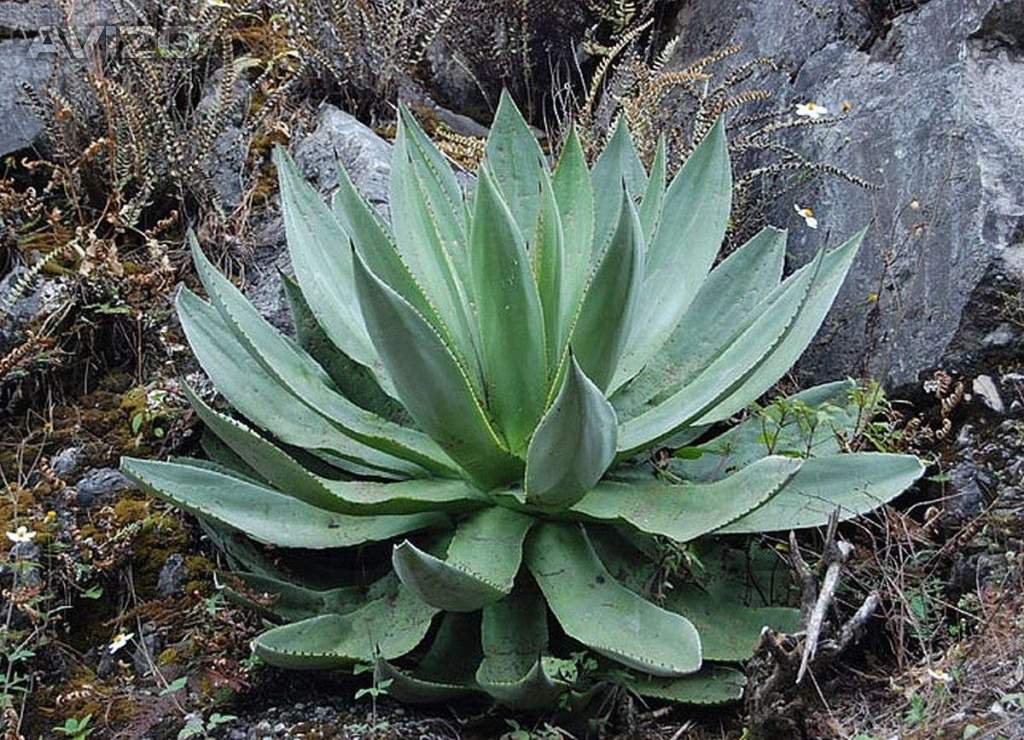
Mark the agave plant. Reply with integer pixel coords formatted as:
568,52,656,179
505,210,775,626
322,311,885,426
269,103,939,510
122,92,923,709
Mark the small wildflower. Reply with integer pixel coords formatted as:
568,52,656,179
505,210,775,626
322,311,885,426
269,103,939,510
796,101,829,119
794,204,819,229
867,292,879,304
6,526,36,544
45,510,57,523
109,632,134,654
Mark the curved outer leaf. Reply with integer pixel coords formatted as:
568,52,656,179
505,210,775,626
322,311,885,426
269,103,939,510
484,90,548,237
176,289,420,478
525,356,617,510
190,236,459,479
470,166,548,454
571,190,645,392
392,507,534,611
638,135,666,247
572,456,802,542
717,453,925,534
353,250,524,490
331,159,463,373
591,116,647,253
617,248,824,456
281,271,405,421
552,127,595,329
612,227,787,417
121,458,448,549
622,666,746,706
477,580,564,709
254,583,438,669
391,112,481,391
273,148,388,390
219,571,366,623
533,167,565,369
187,387,489,515
664,585,799,662
613,119,732,390
374,612,482,703
525,523,701,677
694,229,866,425
675,380,865,482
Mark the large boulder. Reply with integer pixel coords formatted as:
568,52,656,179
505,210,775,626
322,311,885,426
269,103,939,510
670,0,1024,390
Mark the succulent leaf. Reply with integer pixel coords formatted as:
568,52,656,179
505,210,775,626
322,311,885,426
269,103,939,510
617,248,824,455
525,355,617,510
572,456,802,541
484,90,549,237
533,167,566,369
176,289,420,477
477,581,565,709
282,271,406,421
188,387,488,515
470,166,549,454
253,581,438,669
551,126,595,329
393,507,534,611
352,250,523,489
390,114,481,389
695,228,866,424
716,453,926,533
612,226,787,417
274,148,388,389
622,666,747,705
121,458,448,549
591,116,648,251
570,190,645,392
675,380,868,482
614,118,732,389
374,612,482,702
638,134,667,247
526,523,702,677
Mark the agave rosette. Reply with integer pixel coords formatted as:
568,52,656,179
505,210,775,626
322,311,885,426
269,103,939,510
122,92,923,708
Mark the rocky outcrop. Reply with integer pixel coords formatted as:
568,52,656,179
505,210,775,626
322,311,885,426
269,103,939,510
670,0,1024,391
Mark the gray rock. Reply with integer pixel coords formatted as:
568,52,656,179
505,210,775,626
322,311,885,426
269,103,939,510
972,374,1005,413
0,264,72,354
51,446,86,478
945,458,996,524
156,553,187,597
668,0,1024,390
75,467,135,507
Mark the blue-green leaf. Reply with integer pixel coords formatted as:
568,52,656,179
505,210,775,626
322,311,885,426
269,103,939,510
392,507,534,611
470,166,548,454
526,356,617,510
613,119,732,388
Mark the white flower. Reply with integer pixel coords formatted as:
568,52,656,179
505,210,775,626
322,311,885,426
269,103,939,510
796,101,829,119
794,204,819,229
6,526,36,544
109,632,134,654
